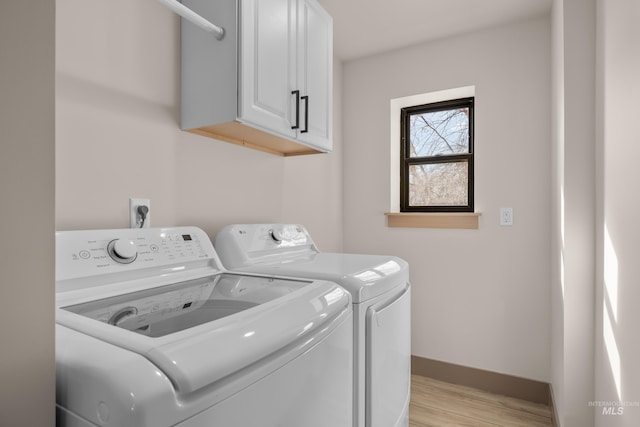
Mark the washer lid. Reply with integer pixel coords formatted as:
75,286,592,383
56,273,350,394
234,253,410,303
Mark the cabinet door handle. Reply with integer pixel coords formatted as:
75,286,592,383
291,90,300,129
301,95,309,133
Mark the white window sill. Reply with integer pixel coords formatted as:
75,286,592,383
384,212,481,229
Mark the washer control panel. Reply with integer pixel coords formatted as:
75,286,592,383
56,226,218,283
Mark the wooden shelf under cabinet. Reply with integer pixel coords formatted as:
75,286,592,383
188,122,323,157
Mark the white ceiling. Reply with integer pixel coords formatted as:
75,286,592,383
317,0,552,61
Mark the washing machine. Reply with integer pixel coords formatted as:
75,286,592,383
55,226,353,427
214,224,411,427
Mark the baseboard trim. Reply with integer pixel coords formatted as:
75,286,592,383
549,383,560,426
411,355,551,405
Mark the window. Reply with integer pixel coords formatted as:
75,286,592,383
400,97,474,212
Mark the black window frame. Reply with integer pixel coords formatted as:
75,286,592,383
400,97,474,213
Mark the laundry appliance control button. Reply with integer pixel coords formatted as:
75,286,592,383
270,228,284,242
78,250,91,259
107,239,138,264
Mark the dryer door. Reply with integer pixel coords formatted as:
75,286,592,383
365,284,411,427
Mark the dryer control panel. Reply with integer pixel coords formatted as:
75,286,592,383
214,224,318,269
56,226,219,284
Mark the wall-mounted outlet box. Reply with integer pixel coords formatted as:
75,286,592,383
500,207,513,226
130,198,150,228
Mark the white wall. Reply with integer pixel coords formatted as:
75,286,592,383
343,17,551,381
0,2,55,425
55,0,343,251
594,0,640,425
550,0,566,416
551,1,640,425
550,0,596,425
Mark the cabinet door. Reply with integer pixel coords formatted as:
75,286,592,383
239,0,297,139
296,0,333,151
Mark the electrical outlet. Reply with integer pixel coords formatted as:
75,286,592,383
130,198,151,228
499,207,513,226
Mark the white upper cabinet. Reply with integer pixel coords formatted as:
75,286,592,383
181,0,332,156
295,0,333,150
238,0,296,141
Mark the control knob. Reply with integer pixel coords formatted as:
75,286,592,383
270,227,285,242
107,239,138,264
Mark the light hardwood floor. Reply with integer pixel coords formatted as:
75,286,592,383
409,375,554,427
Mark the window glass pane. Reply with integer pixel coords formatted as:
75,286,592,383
409,107,469,157
409,162,468,206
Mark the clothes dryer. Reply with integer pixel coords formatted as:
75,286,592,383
56,226,353,427
215,224,411,427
